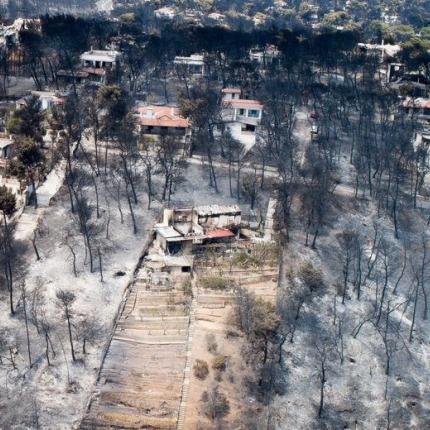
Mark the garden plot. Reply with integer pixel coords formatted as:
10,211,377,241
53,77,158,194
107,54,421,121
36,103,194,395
81,251,192,430
181,242,279,429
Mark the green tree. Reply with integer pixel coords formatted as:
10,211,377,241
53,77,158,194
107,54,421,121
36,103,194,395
7,96,45,142
401,37,430,79
0,186,16,221
15,137,45,209
0,185,16,314
96,85,129,174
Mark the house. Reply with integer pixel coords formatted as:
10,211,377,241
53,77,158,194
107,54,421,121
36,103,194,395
249,45,280,66
221,88,264,152
77,49,121,84
173,54,205,77
155,205,241,255
0,136,16,159
80,49,121,70
155,7,177,19
135,105,191,145
30,91,65,111
0,136,16,172
16,91,64,111
221,88,241,101
413,128,430,168
357,43,401,63
145,254,194,276
207,12,226,23
401,98,430,123
387,63,406,83
56,69,93,86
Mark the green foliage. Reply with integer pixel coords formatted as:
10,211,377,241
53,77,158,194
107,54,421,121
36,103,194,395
392,24,415,43
17,137,44,168
368,20,390,40
211,355,227,371
400,37,430,71
7,96,44,142
0,186,16,216
298,262,324,292
234,287,280,340
421,26,430,39
8,159,26,179
323,11,348,27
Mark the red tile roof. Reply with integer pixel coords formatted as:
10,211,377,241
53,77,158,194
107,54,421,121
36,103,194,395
224,99,264,110
136,106,190,128
206,229,235,238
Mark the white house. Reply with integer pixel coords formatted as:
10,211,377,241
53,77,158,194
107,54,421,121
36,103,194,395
154,205,240,255
357,43,401,63
31,91,65,111
221,88,264,152
80,49,121,70
249,45,280,65
0,137,16,160
173,54,205,76
155,7,177,19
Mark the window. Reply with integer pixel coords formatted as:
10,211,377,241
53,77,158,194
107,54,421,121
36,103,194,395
248,109,260,118
239,108,245,116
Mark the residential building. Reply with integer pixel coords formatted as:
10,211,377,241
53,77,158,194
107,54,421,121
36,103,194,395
249,45,280,66
155,205,241,255
154,7,177,19
357,43,401,63
135,105,191,146
173,54,205,76
30,91,65,111
76,49,122,84
80,49,121,70
0,136,16,173
221,88,264,152
401,98,430,123
207,12,226,23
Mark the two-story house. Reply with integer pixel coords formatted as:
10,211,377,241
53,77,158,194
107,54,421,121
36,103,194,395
221,88,264,152
136,105,191,148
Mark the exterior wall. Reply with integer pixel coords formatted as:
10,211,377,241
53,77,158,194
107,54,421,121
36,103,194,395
222,92,240,101
155,234,167,252
0,143,15,159
82,59,115,69
234,107,262,121
198,212,241,229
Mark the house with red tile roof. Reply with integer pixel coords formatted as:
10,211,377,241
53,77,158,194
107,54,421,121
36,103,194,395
135,105,192,145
